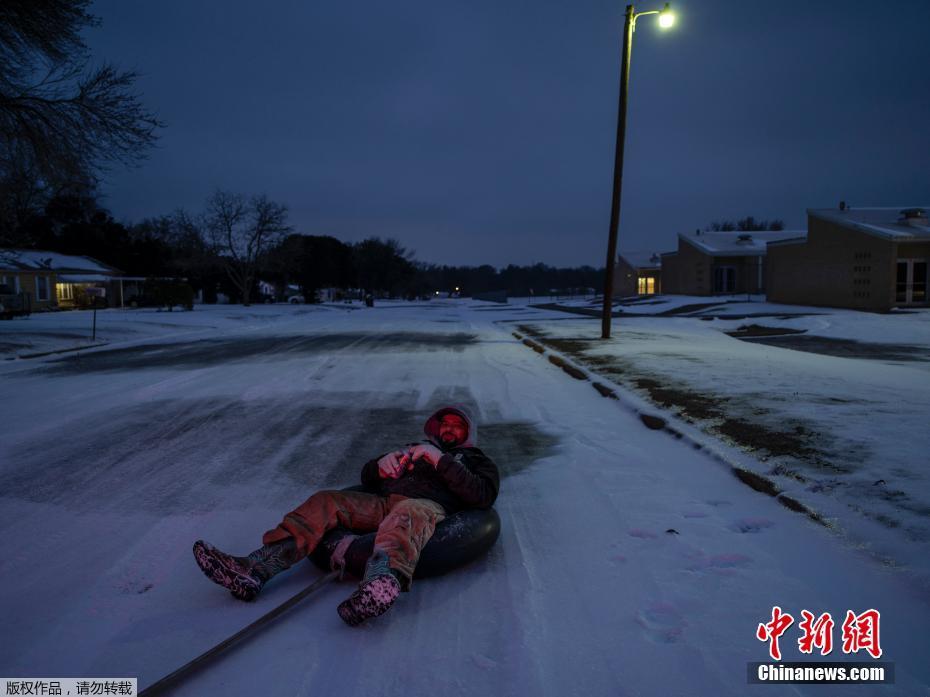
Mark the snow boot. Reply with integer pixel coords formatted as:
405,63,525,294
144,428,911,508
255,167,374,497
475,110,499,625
193,538,299,602
337,548,402,626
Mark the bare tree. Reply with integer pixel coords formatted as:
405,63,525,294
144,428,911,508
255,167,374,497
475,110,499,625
0,0,163,240
204,191,291,305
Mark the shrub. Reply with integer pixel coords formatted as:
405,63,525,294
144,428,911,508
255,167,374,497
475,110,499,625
146,280,195,311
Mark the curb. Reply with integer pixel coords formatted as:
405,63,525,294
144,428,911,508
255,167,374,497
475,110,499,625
7,342,109,360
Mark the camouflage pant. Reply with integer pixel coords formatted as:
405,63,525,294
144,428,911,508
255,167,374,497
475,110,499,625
262,490,445,590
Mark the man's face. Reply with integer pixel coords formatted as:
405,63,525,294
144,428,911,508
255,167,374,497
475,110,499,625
438,414,468,447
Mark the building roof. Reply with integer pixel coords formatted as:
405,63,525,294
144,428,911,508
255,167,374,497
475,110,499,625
618,252,662,269
0,249,121,274
766,236,808,247
808,207,930,241
678,230,807,257
57,274,115,283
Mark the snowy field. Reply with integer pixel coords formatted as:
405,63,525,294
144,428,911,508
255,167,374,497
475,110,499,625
1,300,928,696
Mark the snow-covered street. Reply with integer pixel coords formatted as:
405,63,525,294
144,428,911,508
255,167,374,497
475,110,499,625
1,301,927,696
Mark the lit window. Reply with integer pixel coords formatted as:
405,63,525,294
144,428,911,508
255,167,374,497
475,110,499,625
637,277,656,295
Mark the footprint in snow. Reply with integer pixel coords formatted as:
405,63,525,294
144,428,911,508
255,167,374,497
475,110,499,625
471,653,498,669
636,603,686,644
729,518,775,534
607,542,627,563
628,528,658,539
706,500,732,507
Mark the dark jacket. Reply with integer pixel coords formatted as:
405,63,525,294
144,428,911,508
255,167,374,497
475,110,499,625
359,406,500,514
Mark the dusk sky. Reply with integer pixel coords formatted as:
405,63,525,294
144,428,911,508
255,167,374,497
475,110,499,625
86,1,930,268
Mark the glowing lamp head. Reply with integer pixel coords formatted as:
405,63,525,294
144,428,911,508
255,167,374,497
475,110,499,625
658,4,675,28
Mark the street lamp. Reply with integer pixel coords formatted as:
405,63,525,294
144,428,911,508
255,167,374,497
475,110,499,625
601,3,676,339
658,4,676,28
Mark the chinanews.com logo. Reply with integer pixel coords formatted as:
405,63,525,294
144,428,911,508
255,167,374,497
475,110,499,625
747,606,894,685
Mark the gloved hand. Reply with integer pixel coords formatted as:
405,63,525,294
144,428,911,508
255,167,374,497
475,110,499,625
406,443,443,468
377,451,408,479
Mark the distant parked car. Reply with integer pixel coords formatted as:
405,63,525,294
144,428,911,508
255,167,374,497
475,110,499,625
288,294,305,304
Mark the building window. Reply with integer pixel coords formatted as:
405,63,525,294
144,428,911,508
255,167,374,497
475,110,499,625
35,275,49,301
637,276,655,295
896,262,907,302
897,260,928,304
714,266,736,293
57,283,74,302
914,262,927,303
3,275,21,293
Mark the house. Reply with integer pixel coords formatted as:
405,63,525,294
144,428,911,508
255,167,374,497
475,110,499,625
0,249,136,308
613,252,662,297
767,206,930,311
0,250,63,311
660,229,805,296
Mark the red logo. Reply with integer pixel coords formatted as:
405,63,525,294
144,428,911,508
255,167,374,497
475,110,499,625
798,611,835,655
756,606,794,660
841,609,882,659
757,607,881,660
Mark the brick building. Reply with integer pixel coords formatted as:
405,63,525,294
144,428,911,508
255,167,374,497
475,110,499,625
767,207,929,311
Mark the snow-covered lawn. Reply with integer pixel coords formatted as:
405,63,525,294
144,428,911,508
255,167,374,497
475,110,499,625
0,303,347,359
0,301,927,696
516,304,930,590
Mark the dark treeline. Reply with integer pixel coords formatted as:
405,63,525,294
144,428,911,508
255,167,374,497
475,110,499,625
416,262,603,298
269,232,603,300
5,188,604,303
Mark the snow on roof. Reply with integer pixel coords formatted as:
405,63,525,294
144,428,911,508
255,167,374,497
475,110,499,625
678,230,807,257
57,274,114,283
618,251,662,269
0,249,120,274
809,207,930,240
766,236,808,247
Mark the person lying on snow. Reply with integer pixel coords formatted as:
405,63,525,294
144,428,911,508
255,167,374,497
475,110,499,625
193,406,500,626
